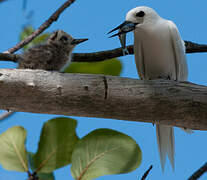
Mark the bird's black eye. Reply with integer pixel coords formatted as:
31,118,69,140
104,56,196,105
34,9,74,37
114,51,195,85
60,36,68,42
136,11,145,17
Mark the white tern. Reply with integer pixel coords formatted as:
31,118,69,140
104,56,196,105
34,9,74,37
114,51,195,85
108,6,189,171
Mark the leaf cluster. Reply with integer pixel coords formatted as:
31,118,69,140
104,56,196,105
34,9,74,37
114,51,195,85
0,117,142,180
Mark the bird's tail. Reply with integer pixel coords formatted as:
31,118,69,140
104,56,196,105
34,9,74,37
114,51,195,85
156,125,175,171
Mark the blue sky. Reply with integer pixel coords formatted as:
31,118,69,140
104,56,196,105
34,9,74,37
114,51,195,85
0,0,207,179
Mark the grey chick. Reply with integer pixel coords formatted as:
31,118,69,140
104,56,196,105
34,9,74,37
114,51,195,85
18,30,88,71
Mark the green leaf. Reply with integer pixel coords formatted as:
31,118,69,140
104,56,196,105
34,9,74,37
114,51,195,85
19,26,50,51
38,173,55,180
33,33,50,46
34,117,79,173
65,58,122,76
71,128,142,180
28,152,55,180
20,26,34,41
0,126,28,172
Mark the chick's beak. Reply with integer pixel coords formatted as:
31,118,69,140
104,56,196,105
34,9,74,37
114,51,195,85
71,38,88,45
108,21,138,38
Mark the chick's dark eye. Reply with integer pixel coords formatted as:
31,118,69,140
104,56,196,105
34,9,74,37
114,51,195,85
60,36,68,42
136,11,145,17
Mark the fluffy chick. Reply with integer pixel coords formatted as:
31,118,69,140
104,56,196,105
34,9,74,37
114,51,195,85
18,30,88,71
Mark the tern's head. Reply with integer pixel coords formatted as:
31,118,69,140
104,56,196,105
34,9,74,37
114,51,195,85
47,30,88,53
126,6,160,25
108,6,160,37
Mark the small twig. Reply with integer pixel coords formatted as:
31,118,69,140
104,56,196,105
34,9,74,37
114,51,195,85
27,171,38,180
0,111,14,121
7,0,76,54
0,53,20,62
141,165,153,180
188,162,207,180
72,45,134,62
0,41,207,63
72,40,207,62
185,41,207,53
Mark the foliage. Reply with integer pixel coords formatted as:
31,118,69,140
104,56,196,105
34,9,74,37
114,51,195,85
20,26,50,51
0,126,28,172
0,118,142,180
28,152,55,180
71,129,142,180
34,117,79,173
65,58,122,76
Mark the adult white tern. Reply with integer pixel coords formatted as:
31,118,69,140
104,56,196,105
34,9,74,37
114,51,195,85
108,6,189,171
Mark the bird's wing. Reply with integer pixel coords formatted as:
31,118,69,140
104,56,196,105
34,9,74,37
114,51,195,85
28,45,53,64
134,43,145,80
20,45,53,69
167,21,188,81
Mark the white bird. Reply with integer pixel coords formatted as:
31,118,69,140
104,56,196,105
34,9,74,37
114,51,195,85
108,6,189,171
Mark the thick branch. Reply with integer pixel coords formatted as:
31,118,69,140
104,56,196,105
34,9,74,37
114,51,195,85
0,69,207,130
1,41,207,63
6,0,75,53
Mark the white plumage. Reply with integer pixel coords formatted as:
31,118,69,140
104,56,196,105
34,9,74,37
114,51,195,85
109,6,189,170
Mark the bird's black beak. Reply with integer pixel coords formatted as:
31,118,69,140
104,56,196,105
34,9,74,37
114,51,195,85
71,38,88,45
108,21,138,38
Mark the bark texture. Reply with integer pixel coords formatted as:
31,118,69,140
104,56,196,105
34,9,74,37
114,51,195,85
0,69,206,130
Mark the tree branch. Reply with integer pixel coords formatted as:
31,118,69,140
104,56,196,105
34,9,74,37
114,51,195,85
185,41,207,53
0,111,14,121
141,165,153,180
72,41,207,62
1,40,207,63
72,45,134,62
0,69,207,130
188,162,207,180
0,53,19,62
5,0,76,54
